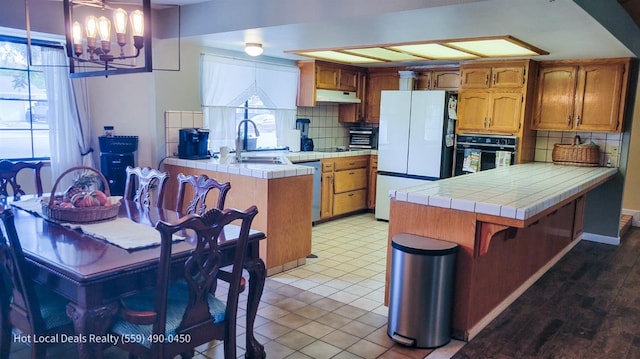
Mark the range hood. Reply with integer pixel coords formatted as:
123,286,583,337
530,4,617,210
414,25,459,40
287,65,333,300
315,89,361,104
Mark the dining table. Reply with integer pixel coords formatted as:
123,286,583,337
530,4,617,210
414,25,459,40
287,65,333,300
2,197,267,359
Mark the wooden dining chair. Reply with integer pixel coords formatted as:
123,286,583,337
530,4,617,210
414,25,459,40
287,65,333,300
0,207,74,359
124,166,169,208
0,160,43,201
175,173,231,215
109,205,259,359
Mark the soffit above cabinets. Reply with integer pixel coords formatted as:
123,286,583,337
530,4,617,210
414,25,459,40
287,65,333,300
286,35,548,65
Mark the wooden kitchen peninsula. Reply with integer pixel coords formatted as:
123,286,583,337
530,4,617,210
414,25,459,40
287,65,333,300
384,163,617,341
162,156,314,276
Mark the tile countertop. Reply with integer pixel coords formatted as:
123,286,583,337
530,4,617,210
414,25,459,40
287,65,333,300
162,149,377,179
391,162,617,221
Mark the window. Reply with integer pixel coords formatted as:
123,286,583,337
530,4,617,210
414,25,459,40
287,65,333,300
234,95,277,149
200,54,299,153
0,36,60,160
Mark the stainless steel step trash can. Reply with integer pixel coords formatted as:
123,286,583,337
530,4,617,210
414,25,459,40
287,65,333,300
388,233,458,348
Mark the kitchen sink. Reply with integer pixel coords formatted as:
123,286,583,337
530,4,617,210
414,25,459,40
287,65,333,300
233,155,290,164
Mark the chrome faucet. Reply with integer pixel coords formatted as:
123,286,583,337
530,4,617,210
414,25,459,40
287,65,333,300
235,119,260,163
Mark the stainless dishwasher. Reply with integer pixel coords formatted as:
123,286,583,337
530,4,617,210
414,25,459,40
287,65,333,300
296,160,321,222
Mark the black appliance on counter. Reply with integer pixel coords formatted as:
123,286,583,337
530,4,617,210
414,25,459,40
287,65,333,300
178,128,210,159
454,134,518,176
296,118,314,151
349,128,377,149
99,135,138,196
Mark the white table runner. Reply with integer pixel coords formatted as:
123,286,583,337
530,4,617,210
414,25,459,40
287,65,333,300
11,198,184,251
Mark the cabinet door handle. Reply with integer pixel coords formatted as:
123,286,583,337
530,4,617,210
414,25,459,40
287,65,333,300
488,117,492,127
492,73,496,85
349,171,355,175
485,74,489,86
567,116,572,126
576,115,581,126
348,193,354,197
483,117,487,127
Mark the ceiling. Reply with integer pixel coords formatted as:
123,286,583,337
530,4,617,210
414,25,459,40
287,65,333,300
159,0,638,67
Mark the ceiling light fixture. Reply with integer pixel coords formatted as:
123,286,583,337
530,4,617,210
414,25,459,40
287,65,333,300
245,43,264,57
287,35,548,65
63,0,152,78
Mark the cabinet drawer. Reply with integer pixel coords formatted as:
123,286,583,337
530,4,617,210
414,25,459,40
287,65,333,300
334,168,367,193
322,162,334,172
333,189,367,216
334,157,368,171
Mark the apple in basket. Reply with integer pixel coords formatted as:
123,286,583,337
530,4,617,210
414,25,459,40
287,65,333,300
70,191,108,208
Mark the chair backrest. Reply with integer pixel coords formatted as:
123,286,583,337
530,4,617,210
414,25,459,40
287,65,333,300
124,166,169,208
0,160,43,201
0,207,47,334
153,205,258,345
175,173,231,215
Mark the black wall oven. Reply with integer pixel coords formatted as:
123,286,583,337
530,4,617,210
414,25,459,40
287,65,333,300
454,134,518,176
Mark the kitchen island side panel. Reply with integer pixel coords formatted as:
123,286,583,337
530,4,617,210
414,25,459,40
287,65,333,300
162,164,313,272
385,198,581,341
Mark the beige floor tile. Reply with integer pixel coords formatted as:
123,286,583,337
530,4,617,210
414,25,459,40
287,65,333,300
296,321,336,339
315,312,353,329
346,338,388,358
321,329,361,349
273,312,313,329
263,340,296,358
349,296,383,311
274,330,317,350
299,340,343,359
254,321,293,340
327,290,360,304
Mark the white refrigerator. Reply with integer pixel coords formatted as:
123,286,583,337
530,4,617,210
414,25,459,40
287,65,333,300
375,90,455,220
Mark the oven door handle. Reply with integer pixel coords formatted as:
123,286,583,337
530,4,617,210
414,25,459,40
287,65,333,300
455,149,516,154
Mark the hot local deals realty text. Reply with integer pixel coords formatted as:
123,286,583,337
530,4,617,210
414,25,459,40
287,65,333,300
13,333,121,345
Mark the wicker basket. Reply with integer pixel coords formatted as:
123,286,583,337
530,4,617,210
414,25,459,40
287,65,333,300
41,166,121,223
552,135,600,167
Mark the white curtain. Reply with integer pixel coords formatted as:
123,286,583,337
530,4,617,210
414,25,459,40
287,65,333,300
41,47,95,186
200,54,299,150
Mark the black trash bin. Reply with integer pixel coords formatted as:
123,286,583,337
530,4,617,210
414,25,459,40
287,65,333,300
387,233,458,348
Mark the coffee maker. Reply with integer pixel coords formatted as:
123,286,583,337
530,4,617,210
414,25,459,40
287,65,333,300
178,128,210,159
296,118,314,151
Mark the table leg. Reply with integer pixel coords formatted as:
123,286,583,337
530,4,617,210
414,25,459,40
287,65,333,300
0,277,10,359
66,302,118,359
244,257,266,359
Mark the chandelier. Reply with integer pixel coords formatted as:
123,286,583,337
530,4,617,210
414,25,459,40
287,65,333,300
63,0,152,77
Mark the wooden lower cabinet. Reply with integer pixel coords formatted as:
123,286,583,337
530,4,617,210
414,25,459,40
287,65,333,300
333,189,367,216
367,155,377,209
385,195,585,341
320,156,369,220
320,171,334,219
162,164,313,273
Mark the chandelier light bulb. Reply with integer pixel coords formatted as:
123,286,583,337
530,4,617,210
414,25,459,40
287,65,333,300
72,21,82,45
113,8,128,35
97,16,111,42
245,43,263,57
130,10,144,37
85,16,98,39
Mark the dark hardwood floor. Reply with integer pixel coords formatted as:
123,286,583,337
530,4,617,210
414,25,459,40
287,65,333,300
453,226,640,359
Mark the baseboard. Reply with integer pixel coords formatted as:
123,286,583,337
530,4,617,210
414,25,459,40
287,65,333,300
581,232,620,245
465,238,582,341
622,209,640,227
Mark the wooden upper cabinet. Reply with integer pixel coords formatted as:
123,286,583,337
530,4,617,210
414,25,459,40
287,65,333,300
460,67,491,89
415,69,460,90
365,70,399,123
297,60,365,107
575,62,627,132
316,65,340,90
491,66,526,88
338,67,359,92
457,91,490,132
532,66,578,131
457,91,522,133
488,92,523,132
316,62,359,91
532,59,630,132
432,71,460,90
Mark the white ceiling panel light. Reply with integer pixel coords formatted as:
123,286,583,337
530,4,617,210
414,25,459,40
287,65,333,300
245,43,264,56
288,35,548,65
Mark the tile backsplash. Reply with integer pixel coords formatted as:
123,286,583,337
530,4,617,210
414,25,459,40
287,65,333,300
296,104,352,150
534,131,622,167
164,110,204,157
